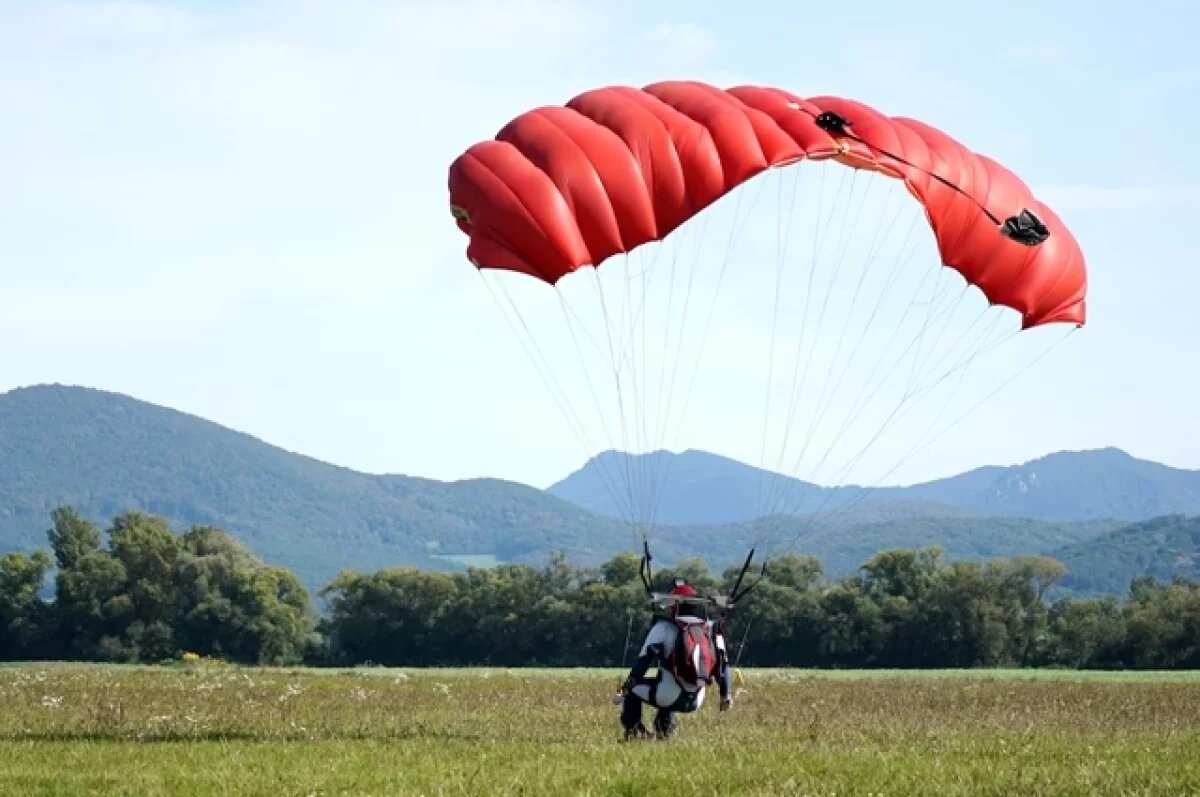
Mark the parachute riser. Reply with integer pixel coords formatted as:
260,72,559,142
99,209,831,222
637,543,767,619
727,547,756,605
731,561,768,606
721,550,766,674
724,548,768,610
638,540,654,600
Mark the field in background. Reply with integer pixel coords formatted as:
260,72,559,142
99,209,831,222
2,664,1198,796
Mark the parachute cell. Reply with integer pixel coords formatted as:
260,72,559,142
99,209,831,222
447,80,1085,329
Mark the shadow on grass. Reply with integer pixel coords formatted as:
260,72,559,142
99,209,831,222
1,727,486,743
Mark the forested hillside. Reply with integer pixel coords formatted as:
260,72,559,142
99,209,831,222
0,384,1189,596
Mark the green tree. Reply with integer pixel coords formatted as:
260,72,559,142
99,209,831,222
106,511,181,660
0,550,52,659
55,549,132,660
176,526,314,665
913,561,1009,667
322,567,460,666
1121,577,1200,669
992,555,1066,664
653,557,719,596
237,565,312,664
819,580,884,667
1042,596,1125,668
600,551,642,588
855,548,944,667
47,506,101,570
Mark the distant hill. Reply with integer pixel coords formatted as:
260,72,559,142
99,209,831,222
1049,514,1200,596
548,449,891,525
0,384,629,591
550,448,1200,525
0,383,1189,597
888,449,1200,521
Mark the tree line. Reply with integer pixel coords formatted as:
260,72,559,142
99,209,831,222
1,506,1196,669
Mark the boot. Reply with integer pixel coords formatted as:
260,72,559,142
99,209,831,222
653,710,677,740
623,722,651,741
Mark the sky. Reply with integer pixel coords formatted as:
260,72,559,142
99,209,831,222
1,0,1198,491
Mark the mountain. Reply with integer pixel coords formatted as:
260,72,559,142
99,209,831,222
887,448,1200,521
549,448,1200,525
1049,514,1200,596
549,449,833,526
0,383,1188,597
0,384,629,591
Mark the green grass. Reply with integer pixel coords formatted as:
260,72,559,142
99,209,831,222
1,663,1198,795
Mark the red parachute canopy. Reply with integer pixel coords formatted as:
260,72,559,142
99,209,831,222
448,81,1086,329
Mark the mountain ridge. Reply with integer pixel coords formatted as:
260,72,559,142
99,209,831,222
550,446,1200,525
0,383,1194,596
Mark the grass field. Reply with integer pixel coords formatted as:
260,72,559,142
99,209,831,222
2,663,1199,796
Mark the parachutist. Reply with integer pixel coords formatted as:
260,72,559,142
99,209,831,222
618,581,732,741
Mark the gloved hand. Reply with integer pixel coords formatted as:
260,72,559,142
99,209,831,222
612,677,634,704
